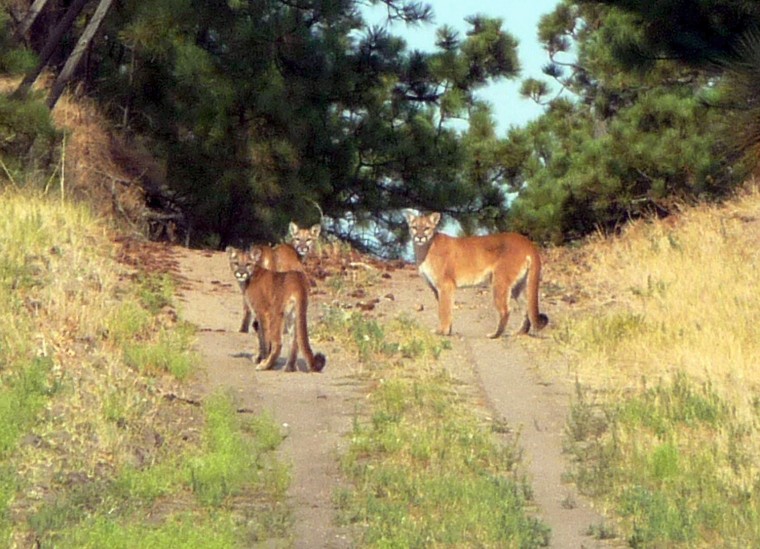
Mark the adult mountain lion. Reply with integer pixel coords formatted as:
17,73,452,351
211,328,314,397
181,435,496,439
244,247,326,372
404,211,548,338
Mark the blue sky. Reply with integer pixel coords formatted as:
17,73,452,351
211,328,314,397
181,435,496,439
364,0,561,135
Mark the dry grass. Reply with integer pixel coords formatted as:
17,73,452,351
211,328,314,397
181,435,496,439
51,91,151,233
0,189,203,545
544,182,760,545
0,75,156,236
557,184,760,405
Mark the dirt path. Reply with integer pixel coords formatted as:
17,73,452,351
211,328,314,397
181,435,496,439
174,247,613,548
175,248,359,548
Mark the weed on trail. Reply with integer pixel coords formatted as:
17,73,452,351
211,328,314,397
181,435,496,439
316,307,450,366
323,306,550,547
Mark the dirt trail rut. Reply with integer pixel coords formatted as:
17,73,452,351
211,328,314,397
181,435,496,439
174,246,613,548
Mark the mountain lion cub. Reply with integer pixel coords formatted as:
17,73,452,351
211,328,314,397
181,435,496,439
244,247,326,372
226,234,308,333
251,240,304,273
404,211,548,338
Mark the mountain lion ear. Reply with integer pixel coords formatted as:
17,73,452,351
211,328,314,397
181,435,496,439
249,247,262,263
429,212,441,225
403,209,417,224
309,224,321,237
289,222,298,236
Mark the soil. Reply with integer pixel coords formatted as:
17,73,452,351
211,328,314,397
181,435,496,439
172,245,617,548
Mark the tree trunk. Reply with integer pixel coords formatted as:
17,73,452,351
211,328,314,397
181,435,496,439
12,0,91,99
13,0,53,43
47,0,115,109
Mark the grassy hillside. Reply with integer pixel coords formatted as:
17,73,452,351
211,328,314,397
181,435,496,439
546,185,760,546
0,190,289,546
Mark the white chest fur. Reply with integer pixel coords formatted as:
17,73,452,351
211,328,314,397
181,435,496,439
418,257,438,288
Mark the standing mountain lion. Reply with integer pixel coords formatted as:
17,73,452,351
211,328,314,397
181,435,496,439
227,244,301,333
404,211,548,338
244,247,326,372
226,236,308,333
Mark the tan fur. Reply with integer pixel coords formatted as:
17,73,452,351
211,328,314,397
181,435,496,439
251,242,305,272
227,242,306,333
226,246,255,333
404,211,548,338
244,248,325,372
289,222,321,258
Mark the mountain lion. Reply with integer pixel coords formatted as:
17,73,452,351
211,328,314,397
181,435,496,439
404,211,548,338
251,241,304,272
244,247,326,372
226,238,307,333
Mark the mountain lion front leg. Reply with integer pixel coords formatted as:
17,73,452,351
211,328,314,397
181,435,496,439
436,280,455,336
240,308,253,334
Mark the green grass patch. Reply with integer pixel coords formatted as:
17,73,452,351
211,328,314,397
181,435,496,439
329,310,549,547
316,308,450,364
0,356,57,539
107,300,154,343
567,376,760,547
340,374,549,547
187,393,289,507
48,513,241,549
0,356,56,456
123,324,198,379
135,273,176,314
107,275,200,380
31,392,290,547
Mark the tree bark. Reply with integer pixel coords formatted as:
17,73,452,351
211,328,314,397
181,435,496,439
47,0,115,109
12,0,91,99
13,0,53,43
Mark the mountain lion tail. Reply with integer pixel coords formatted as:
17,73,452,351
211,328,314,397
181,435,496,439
296,293,326,372
525,250,549,333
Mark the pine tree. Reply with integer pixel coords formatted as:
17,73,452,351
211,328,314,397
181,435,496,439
85,0,521,251
503,0,748,243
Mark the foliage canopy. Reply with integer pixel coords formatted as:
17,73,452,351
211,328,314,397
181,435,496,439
2,0,760,250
